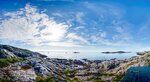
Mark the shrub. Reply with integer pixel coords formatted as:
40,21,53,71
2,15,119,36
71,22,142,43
21,65,32,70
0,57,25,68
0,78,10,82
113,74,124,81
35,76,53,82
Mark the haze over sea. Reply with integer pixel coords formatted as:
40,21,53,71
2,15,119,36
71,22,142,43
39,51,137,60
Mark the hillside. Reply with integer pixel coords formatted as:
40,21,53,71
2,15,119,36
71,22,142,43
0,45,150,82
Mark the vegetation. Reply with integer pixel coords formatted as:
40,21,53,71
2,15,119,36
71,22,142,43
21,64,32,70
87,77,106,82
101,73,115,76
112,74,125,82
146,53,150,65
0,78,11,82
64,69,77,77
35,69,84,82
0,57,25,68
36,75,53,82
71,78,83,82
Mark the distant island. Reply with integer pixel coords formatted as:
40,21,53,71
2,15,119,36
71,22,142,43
101,51,131,54
73,51,80,53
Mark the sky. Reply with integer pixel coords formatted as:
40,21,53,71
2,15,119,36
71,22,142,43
0,0,150,52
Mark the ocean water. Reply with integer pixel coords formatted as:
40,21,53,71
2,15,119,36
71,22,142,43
39,51,137,60
122,66,150,82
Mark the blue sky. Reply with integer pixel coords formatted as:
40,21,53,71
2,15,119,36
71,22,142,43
0,0,150,51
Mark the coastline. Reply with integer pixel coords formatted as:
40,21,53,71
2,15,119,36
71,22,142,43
0,45,150,81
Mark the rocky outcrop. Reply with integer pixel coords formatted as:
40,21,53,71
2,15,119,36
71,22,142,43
0,45,43,58
0,49,16,58
0,45,50,81
0,44,150,82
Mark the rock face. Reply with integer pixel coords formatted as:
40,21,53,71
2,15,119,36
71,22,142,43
0,49,16,58
0,44,149,82
0,45,47,58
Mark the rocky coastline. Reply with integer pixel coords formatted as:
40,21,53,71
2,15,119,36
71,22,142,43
0,45,149,82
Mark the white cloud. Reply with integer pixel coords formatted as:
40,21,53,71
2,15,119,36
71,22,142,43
91,35,129,46
52,12,63,17
0,2,135,49
66,33,90,45
99,32,107,38
74,26,85,30
80,2,133,46
113,21,133,42
76,12,85,25
40,41,82,47
0,4,84,47
116,26,124,33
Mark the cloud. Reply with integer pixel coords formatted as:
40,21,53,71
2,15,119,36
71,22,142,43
0,2,135,49
76,12,85,25
66,33,90,45
45,2,127,47
112,20,133,42
139,19,150,34
81,3,133,46
0,4,86,47
90,32,115,46
74,26,85,30
84,2,123,20
52,12,63,17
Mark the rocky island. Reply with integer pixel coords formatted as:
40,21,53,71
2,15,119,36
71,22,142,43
101,51,131,54
0,45,150,82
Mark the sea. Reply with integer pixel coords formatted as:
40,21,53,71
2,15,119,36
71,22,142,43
38,51,138,60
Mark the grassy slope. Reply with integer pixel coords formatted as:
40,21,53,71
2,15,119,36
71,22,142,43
0,57,25,68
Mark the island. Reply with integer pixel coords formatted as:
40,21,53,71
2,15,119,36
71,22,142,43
73,51,80,53
101,51,131,54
